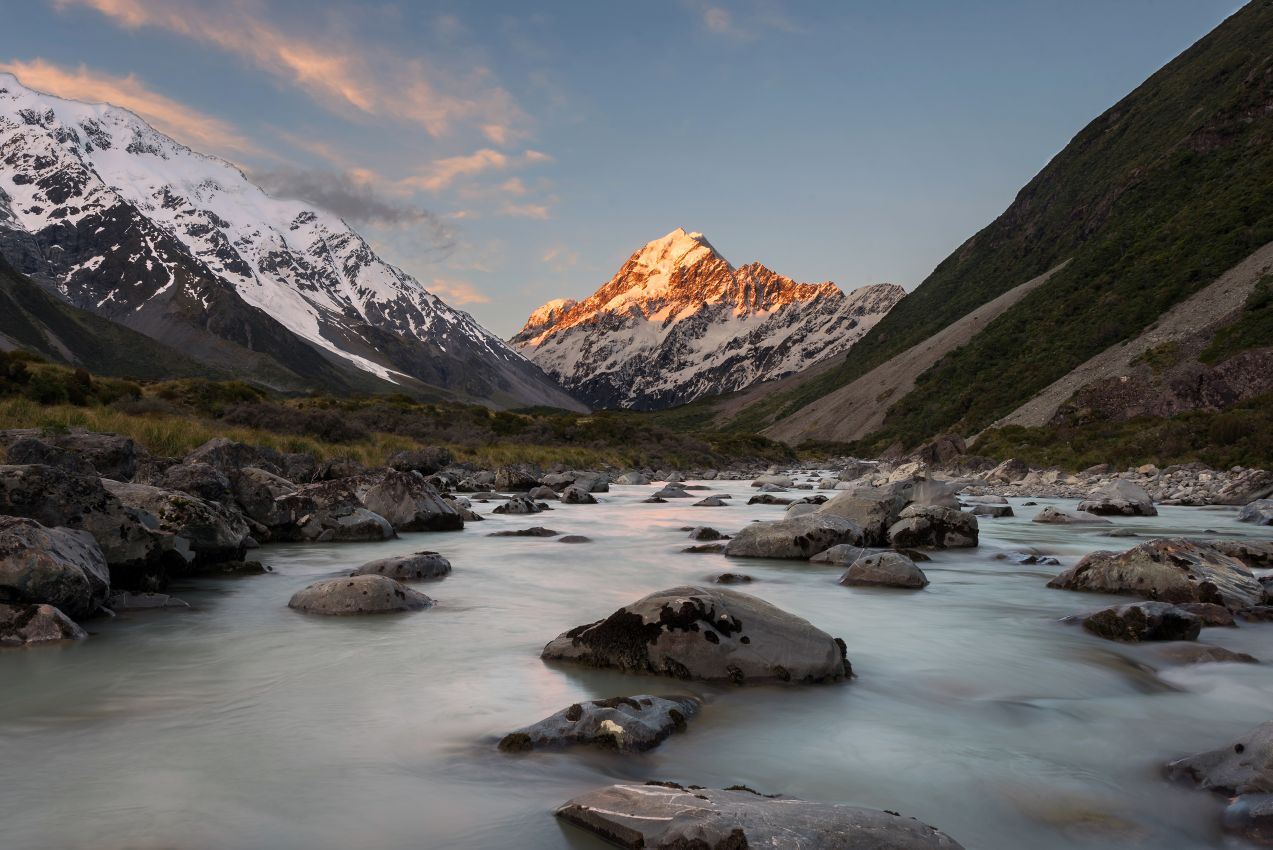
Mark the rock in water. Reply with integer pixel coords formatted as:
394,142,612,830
1032,506,1112,525
352,552,451,580
493,496,543,515
356,471,464,532
1077,479,1158,516
555,783,965,849
541,585,851,684
287,575,433,615
839,552,929,589
103,480,251,565
1168,721,1273,844
561,485,597,504
0,602,87,646
1079,601,1202,642
723,514,863,560
887,504,978,549
816,486,909,546
688,526,725,541
498,695,699,753
0,517,109,618
1047,538,1263,609
1239,499,1273,526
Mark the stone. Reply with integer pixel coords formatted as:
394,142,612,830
352,551,451,580
230,466,297,529
386,447,452,475
1032,506,1112,525
0,517,108,618
498,695,699,753
0,602,87,646
724,513,864,560
809,544,863,566
1079,601,1201,642
1048,538,1263,609
1077,479,1158,517
3,437,97,475
1239,499,1273,526
527,485,557,500
986,458,1030,483
752,475,795,488
355,471,464,532
643,496,667,504
106,591,190,610
103,480,251,565
615,472,650,485
1175,603,1236,627
694,496,728,507
155,462,232,503
887,504,978,549
541,585,852,685
971,504,1014,518
494,465,541,491
817,486,909,546
748,493,792,505
493,496,543,515
1207,539,1273,570
688,527,725,541
312,457,366,481
1152,644,1257,665
1168,721,1273,796
714,572,752,583
556,784,965,850
561,485,597,505
185,437,283,476
488,527,559,537
652,487,692,499
839,552,929,589
287,575,433,615
684,543,725,553
558,535,592,544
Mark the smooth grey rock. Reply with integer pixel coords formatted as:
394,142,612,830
352,551,451,580
694,496,728,507
1239,499,1273,526
494,465,541,491
810,543,865,565
104,480,251,564
527,485,557,500
558,535,592,543
356,471,463,532
0,602,87,646
106,591,190,610
614,472,650,485
971,504,1013,518
541,585,852,685
498,695,698,753
556,784,965,849
816,486,909,546
1032,506,1112,525
1078,479,1158,517
1168,721,1273,795
1152,643,1257,665
1048,538,1263,609
1078,601,1201,642
887,504,978,549
839,552,929,589
0,517,108,618
488,526,559,537
752,475,794,488
688,527,725,542
652,487,692,499
494,496,543,515
725,513,863,560
561,485,597,505
288,575,433,615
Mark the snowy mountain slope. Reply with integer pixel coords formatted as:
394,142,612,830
511,228,905,409
0,73,583,410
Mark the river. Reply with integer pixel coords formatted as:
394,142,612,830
2,479,1272,849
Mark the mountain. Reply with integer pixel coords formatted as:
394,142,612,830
510,228,904,410
688,0,1273,448
0,74,583,411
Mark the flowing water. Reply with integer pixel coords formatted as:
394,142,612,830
3,480,1273,850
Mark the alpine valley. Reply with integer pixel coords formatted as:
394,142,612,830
0,74,583,411
511,227,904,410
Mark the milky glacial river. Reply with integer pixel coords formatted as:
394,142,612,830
3,481,1273,849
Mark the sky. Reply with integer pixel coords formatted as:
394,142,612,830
0,0,1246,336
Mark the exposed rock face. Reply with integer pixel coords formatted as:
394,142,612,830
555,783,965,849
839,552,929,589
498,695,699,753
541,585,852,685
1032,506,1112,525
887,505,978,549
0,602,87,645
287,575,433,615
1240,499,1273,526
1079,601,1202,642
103,480,251,565
352,552,451,581
1048,539,1264,609
3,436,97,475
1207,539,1273,570
723,514,863,560
355,472,463,532
1077,479,1158,516
0,517,108,618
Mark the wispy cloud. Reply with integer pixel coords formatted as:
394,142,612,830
428,277,491,304
53,0,526,143
681,0,802,41
251,166,452,236
0,58,259,156
404,148,551,192
499,201,551,219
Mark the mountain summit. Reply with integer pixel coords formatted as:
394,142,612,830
511,228,904,409
0,73,582,410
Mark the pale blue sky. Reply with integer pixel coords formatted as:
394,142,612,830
0,0,1245,335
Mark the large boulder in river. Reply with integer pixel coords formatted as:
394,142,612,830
1167,721,1273,844
288,574,433,615
561,485,597,504
1079,601,1202,642
839,552,929,589
274,480,395,543
816,485,909,546
0,602,87,646
724,513,863,560
494,464,541,491
1239,499,1273,526
556,783,965,849
104,480,251,565
231,466,296,529
355,471,463,532
887,504,978,549
1048,538,1263,609
493,496,544,515
352,551,451,581
615,472,650,485
541,585,852,685
499,695,699,753
1032,506,1111,525
0,517,109,618
1077,479,1157,517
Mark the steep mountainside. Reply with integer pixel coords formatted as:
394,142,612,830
511,228,904,409
711,0,1273,447
0,74,583,410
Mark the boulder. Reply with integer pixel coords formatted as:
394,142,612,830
839,552,929,589
688,527,725,542
559,535,592,544
1077,479,1158,517
1032,506,1112,525
0,602,87,646
615,472,650,485
1214,470,1273,506
1176,602,1237,627
752,475,795,488
887,505,978,549
1048,539,1263,609
809,544,863,565
1167,721,1273,844
1207,539,1273,570
817,486,909,546
569,472,610,493
386,446,452,475
230,466,297,529
106,591,190,610
185,437,283,476
527,485,557,500
3,437,97,475
643,496,667,503
352,551,451,580
971,504,1013,518
493,496,544,515
356,471,464,532
287,575,433,615
0,517,109,618
498,695,699,753
155,462,232,503
0,430,142,481
652,487,692,499
1153,644,1257,665
488,527,559,537
104,480,251,565
312,457,366,481
556,784,965,850
273,480,396,543
694,496,728,507
541,585,852,685
749,494,792,505
561,485,597,505
724,513,864,560
1078,601,1201,642
985,458,1030,483
714,572,751,582
494,465,541,491
1239,499,1273,526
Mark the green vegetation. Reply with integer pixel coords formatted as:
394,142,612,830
1201,273,1273,364
724,1,1273,444
974,393,1273,471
